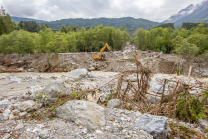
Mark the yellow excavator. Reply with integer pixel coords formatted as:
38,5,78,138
94,43,111,60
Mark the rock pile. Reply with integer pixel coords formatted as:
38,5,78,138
0,68,207,138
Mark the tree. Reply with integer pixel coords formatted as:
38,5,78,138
173,39,199,59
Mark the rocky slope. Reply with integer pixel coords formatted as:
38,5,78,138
163,0,208,27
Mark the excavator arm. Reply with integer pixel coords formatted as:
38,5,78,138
99,43,111,56
94,43,111,60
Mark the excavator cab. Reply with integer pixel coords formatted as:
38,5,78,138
94,43,111,60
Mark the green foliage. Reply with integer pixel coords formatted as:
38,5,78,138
18,20,48,32
122,58,135,63
133,23,208,56
201,51,208,62
175,91,208,122
0,7,14,35
168,121,207,138
105,89,115,102
182,22,208,30
173,39,199,59
0,30,35,54
154,23,174,29
0,24,130,54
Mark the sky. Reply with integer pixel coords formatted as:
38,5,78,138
0,0,205,22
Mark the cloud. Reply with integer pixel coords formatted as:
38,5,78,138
0,0,205,22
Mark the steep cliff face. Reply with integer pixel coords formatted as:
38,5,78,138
164,4,195,23
163,0,208,26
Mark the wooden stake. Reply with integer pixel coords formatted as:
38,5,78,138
187,65,192,84
160,79,167,114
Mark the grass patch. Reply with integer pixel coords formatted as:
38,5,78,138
122,58,135,63
168,121,207,139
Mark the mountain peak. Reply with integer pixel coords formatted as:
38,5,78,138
163,0,208,26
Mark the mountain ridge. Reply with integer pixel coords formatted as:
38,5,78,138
163,0,208,27
12,16,161,36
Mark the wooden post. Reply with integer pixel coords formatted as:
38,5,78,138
122,82,130,101
160,79,167,114
115,75,123,98
187,65,192,84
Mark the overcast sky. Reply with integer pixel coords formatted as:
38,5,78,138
0,0,205,22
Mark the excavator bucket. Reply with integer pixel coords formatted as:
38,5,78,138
94,55,101,59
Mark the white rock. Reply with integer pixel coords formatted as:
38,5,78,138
0,99,13,109
2,133,10,139
107,99,121,108
18,100,37,112
66,68,88,82
14,123,24,130
95,130,103,134
3,109,11,120
41,80,68,102
19,112,27,117
56,100,105,131
38,129,50,139
87,92,100,103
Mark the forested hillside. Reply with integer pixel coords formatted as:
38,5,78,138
13,21,48,32
0,25,130,54
46,17,161,36
1,7,208,61
12,16,47,23
133,23,208,59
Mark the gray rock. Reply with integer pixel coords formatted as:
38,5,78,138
28,85,43,97
56,100,105,131
146,94,161,104
149,78,168,94
135,114,168,139
0,115,3,121
2,133,10,139
40,80,68,102
198,118,208,129
107,99,121,108
10,76,21,83
38,129,50,139
66,68,88,81
88,67,95,71
22,85,43,100
19,112,27,117
0,99,13,109
14,123,24,130
18,100,37,112
3,109,11,120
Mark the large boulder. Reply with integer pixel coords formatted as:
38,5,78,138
66,69,88,82
40,80,68,102
28,85,43,95
135,114,168,139
18,100,38,112
0,99,13,109
22,85,43,100
55,100,105,131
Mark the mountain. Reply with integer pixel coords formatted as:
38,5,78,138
11,16,160,36
163,0,208,27
46,17,160,36
11,16,47,23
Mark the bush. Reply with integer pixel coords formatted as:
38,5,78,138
173,39,199,59
175,91,208,122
